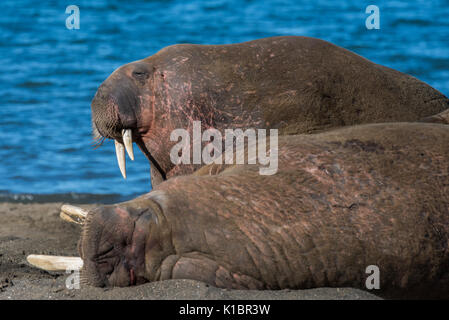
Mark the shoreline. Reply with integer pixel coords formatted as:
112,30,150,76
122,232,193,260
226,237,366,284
0,192,136,205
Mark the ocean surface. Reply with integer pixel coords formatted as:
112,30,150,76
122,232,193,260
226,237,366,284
0,0,448,203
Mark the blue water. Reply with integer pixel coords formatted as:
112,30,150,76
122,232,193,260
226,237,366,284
0,0,448,202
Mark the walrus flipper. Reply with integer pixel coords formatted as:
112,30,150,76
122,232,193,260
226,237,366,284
165,253,265,290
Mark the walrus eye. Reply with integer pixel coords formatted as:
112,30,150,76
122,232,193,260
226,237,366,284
132,70,149,81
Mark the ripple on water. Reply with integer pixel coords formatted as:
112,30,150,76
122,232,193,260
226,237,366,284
0,0,448,199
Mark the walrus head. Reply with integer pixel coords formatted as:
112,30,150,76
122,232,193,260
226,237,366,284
91,60,171,187
78,203,152,287
26,200,173,287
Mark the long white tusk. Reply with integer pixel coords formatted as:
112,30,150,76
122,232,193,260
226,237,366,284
122,129,134,161
27,254,83,271
60,204,88,225
115,139,127,179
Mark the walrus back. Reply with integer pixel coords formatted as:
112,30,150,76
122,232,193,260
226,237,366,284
148,36,449,135
154,122,449,298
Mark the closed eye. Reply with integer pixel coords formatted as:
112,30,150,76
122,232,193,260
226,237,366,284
132,70,149,80
96,260,114,276
94,244,116,261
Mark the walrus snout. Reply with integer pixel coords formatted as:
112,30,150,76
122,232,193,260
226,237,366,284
91,62,161,179
79,202,153,287
91,70,141,140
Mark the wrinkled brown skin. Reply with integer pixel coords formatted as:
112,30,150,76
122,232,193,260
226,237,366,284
90,36,449,186
80,123,449,299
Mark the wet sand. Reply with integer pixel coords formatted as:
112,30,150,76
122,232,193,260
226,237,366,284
0,202,380,300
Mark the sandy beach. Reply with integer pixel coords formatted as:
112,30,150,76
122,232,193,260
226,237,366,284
0,202,380,300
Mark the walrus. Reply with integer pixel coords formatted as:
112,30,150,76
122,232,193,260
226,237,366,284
28,122,449,299
89,36,449,186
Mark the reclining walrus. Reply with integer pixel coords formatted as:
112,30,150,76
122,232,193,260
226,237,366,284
29,122,449,299
27,37,449,298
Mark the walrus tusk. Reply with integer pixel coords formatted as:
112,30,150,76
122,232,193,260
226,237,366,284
27,254,83,271
115,139,127,179
60,204,88,225
122,129,134,161
420,108,449,125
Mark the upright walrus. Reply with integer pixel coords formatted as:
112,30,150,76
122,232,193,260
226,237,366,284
90,36,449,185
28,122,449,299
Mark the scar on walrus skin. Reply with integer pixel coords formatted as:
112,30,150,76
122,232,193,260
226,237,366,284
29,122,449,299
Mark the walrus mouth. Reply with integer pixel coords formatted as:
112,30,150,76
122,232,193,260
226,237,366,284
98,128,166,183
135,138,167,183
